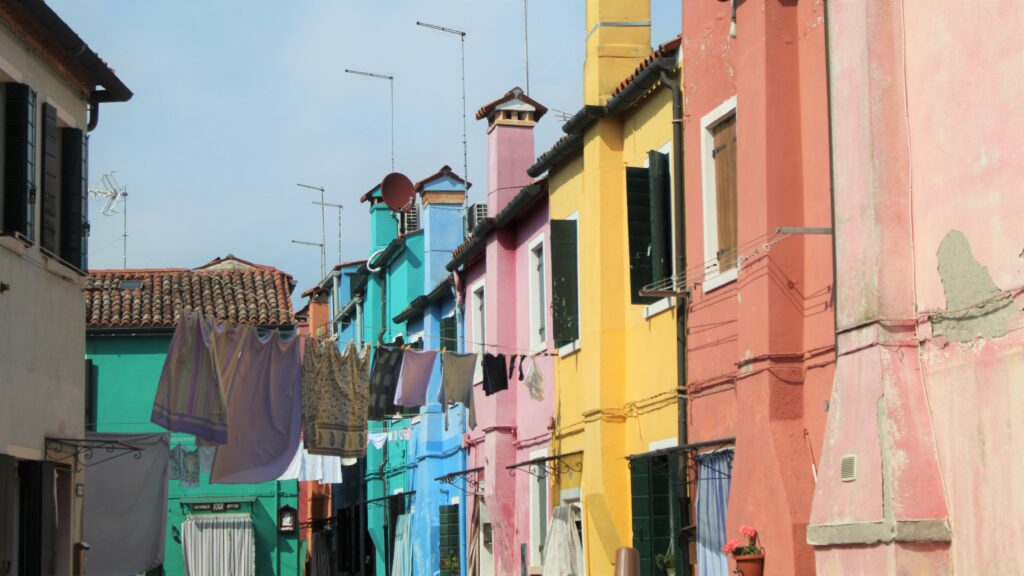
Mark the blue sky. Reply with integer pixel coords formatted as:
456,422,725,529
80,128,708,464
52,1,680,307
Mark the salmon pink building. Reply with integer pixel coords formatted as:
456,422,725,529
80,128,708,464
680,1,834,574
446,87,556,576
809,2,1024,574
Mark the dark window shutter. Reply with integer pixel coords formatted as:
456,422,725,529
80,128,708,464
439,503,461,576
648,151,672,284
0,454,14,572
85,359,97,432
627,167,657,305
4,83,36,240
632,455,674,575
40,103,59,253
631,458,654,574
60,128,88,270
39,462,58,575
440,314,457,351
550,219,579,348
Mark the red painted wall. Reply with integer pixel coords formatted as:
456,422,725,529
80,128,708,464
682,1,834,574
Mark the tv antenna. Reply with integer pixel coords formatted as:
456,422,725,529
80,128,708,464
88,172,128,268
296,183,327,279
312,200,343,269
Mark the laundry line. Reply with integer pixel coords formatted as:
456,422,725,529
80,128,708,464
321,320,556,357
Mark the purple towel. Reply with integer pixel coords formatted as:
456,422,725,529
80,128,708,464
394,350,437,407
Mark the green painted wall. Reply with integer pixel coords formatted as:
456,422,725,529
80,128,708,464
86,334,304,575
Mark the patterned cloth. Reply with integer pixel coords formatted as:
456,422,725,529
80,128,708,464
310,343,371,458
367,347,403,419
179,446,200,489
168,445,182,481
302,337,340,445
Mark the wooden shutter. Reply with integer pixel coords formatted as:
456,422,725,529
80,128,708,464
39,463,58,575
60,128,88,270
439,504,461,576
713,115,738,271
0,454,14,574
632,455,674,575
627,167,656,305
39,103,59,253
550,219,579,348
440,314,457,351
648,151,672,284
4,83,36,240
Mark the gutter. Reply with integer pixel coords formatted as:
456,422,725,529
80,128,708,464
527,132,583,179
445,218,495,272
607,57,677,114
562,105,608,135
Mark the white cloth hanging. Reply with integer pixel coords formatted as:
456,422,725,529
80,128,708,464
524,355,544,401
391,513,414,576
542,505,584,576
277,441,343,484
181,514,255,576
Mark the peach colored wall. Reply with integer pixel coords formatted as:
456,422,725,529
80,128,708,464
682,1,834,575
811,1,1024,574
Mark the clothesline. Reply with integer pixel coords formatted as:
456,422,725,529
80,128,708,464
325,321,557,357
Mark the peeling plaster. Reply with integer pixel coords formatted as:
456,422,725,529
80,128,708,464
932,230,1020,342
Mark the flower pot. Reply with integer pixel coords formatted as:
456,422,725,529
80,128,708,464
734,554,765,576
666,568,676,576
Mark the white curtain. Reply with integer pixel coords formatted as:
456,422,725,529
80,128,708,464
696,450,733,576
542,505,583,576
391,513,414,576
181,514,255,576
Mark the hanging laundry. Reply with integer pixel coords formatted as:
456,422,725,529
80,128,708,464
151,310,234,444
440,352,478,430
197,446,216,474
367,432,388,450
542,506,585,576
507,354,521,380
168,444,182,481
179,446,200,489
524,356,545,401
367,347,404,419
394,350,437,407
391,513,414,576
209,329,302,484
310,343,371,458
277,441,343,484
482,353,509,396
302,336,341,447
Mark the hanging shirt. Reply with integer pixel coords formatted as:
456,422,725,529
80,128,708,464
482,353,509,396
523,356,545,401
151,310,232,444
367,432,388,450
394,350,437,408
440,352,478,430
179,446,200,489
311,343,371,458
209,328,302,485
367,347,404,419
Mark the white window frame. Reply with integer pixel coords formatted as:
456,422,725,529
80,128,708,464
528,233,547,353
470,279,486,382
700,96,739,293
529,448,549,568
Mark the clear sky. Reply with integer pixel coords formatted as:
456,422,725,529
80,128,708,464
51,0,681,307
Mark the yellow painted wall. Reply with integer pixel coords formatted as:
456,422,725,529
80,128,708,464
548,70,682,575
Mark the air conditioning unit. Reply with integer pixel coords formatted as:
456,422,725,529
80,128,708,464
400,205,420,235
466,203,488,233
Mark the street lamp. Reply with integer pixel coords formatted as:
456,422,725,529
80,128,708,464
344,69,396,172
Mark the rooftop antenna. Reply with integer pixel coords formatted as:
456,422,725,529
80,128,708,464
88,171,128,268
548,108,574,123
344,69,396,172
523,0,530,94
296,183,327,279
312,200,343,268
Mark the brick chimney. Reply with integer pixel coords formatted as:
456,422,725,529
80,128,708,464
584,0,651,105
476,87,547,215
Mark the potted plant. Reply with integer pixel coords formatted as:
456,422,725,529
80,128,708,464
655,551,676,576
722,525,765,576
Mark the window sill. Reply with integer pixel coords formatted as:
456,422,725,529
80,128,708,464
703,267,738,293
643,297,674,320
557,340,581,358
41,248,86,283
0,233,31,257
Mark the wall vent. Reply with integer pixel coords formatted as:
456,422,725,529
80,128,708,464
466,203,488,233
400,205,420,235
840,454,857,482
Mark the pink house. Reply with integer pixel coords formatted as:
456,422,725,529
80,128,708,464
447,87,555,576
809,2,1024,574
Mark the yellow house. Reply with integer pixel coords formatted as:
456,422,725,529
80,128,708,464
526,1,685,573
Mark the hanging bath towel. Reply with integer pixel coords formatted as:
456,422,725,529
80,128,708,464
542,505,584,576
394,350,437,407
302,336,341,446
367,347,404,419
440,352,478,430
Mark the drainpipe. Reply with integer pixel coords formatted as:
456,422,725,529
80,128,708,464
660,68,691,576
87,97,99,132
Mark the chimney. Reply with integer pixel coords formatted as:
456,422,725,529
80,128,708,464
305,286,331,338
476,87,547,215
584,0,651,105
360,182,399,251
416,166,468,288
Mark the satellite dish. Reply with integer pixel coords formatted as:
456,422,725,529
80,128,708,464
380,172,415,212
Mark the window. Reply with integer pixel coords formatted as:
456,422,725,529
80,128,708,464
440,313,457,352
701,97,738,291
550,219,579,349
626,150,672,305
529,450,549,567
528,236,547,351
471,282,485,381
631,454,676,576
3,83,36,243
439,503,461,576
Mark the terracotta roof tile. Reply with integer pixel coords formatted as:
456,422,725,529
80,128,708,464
611,35,681,100
84,259,296,329
475,86,548,121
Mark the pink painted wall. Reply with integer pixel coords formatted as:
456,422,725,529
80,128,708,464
682,0,834,574
460,99,555,576
812,1,1024,574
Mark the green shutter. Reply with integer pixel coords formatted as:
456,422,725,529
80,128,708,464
631,458,655,574
439,503,461,576
4,83,36,240
0,454,14,569
550,219,579,348
40,103,59,253
60,128,88,270
632,455,674,575
627,167,657,305
648,151,672,285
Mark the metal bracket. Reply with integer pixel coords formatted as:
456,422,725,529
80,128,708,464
45,437,142,471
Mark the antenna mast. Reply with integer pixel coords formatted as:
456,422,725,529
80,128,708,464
88,172,128,268
313,200,343,267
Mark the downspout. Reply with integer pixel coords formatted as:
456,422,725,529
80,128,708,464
823,0,839,340
87,97,99,132
660,67,691,576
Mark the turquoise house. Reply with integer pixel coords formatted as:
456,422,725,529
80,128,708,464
84,255,304,575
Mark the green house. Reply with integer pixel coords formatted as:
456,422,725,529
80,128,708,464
84,256,305,575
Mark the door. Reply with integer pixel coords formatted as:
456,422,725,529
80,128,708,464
478,503,494,576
